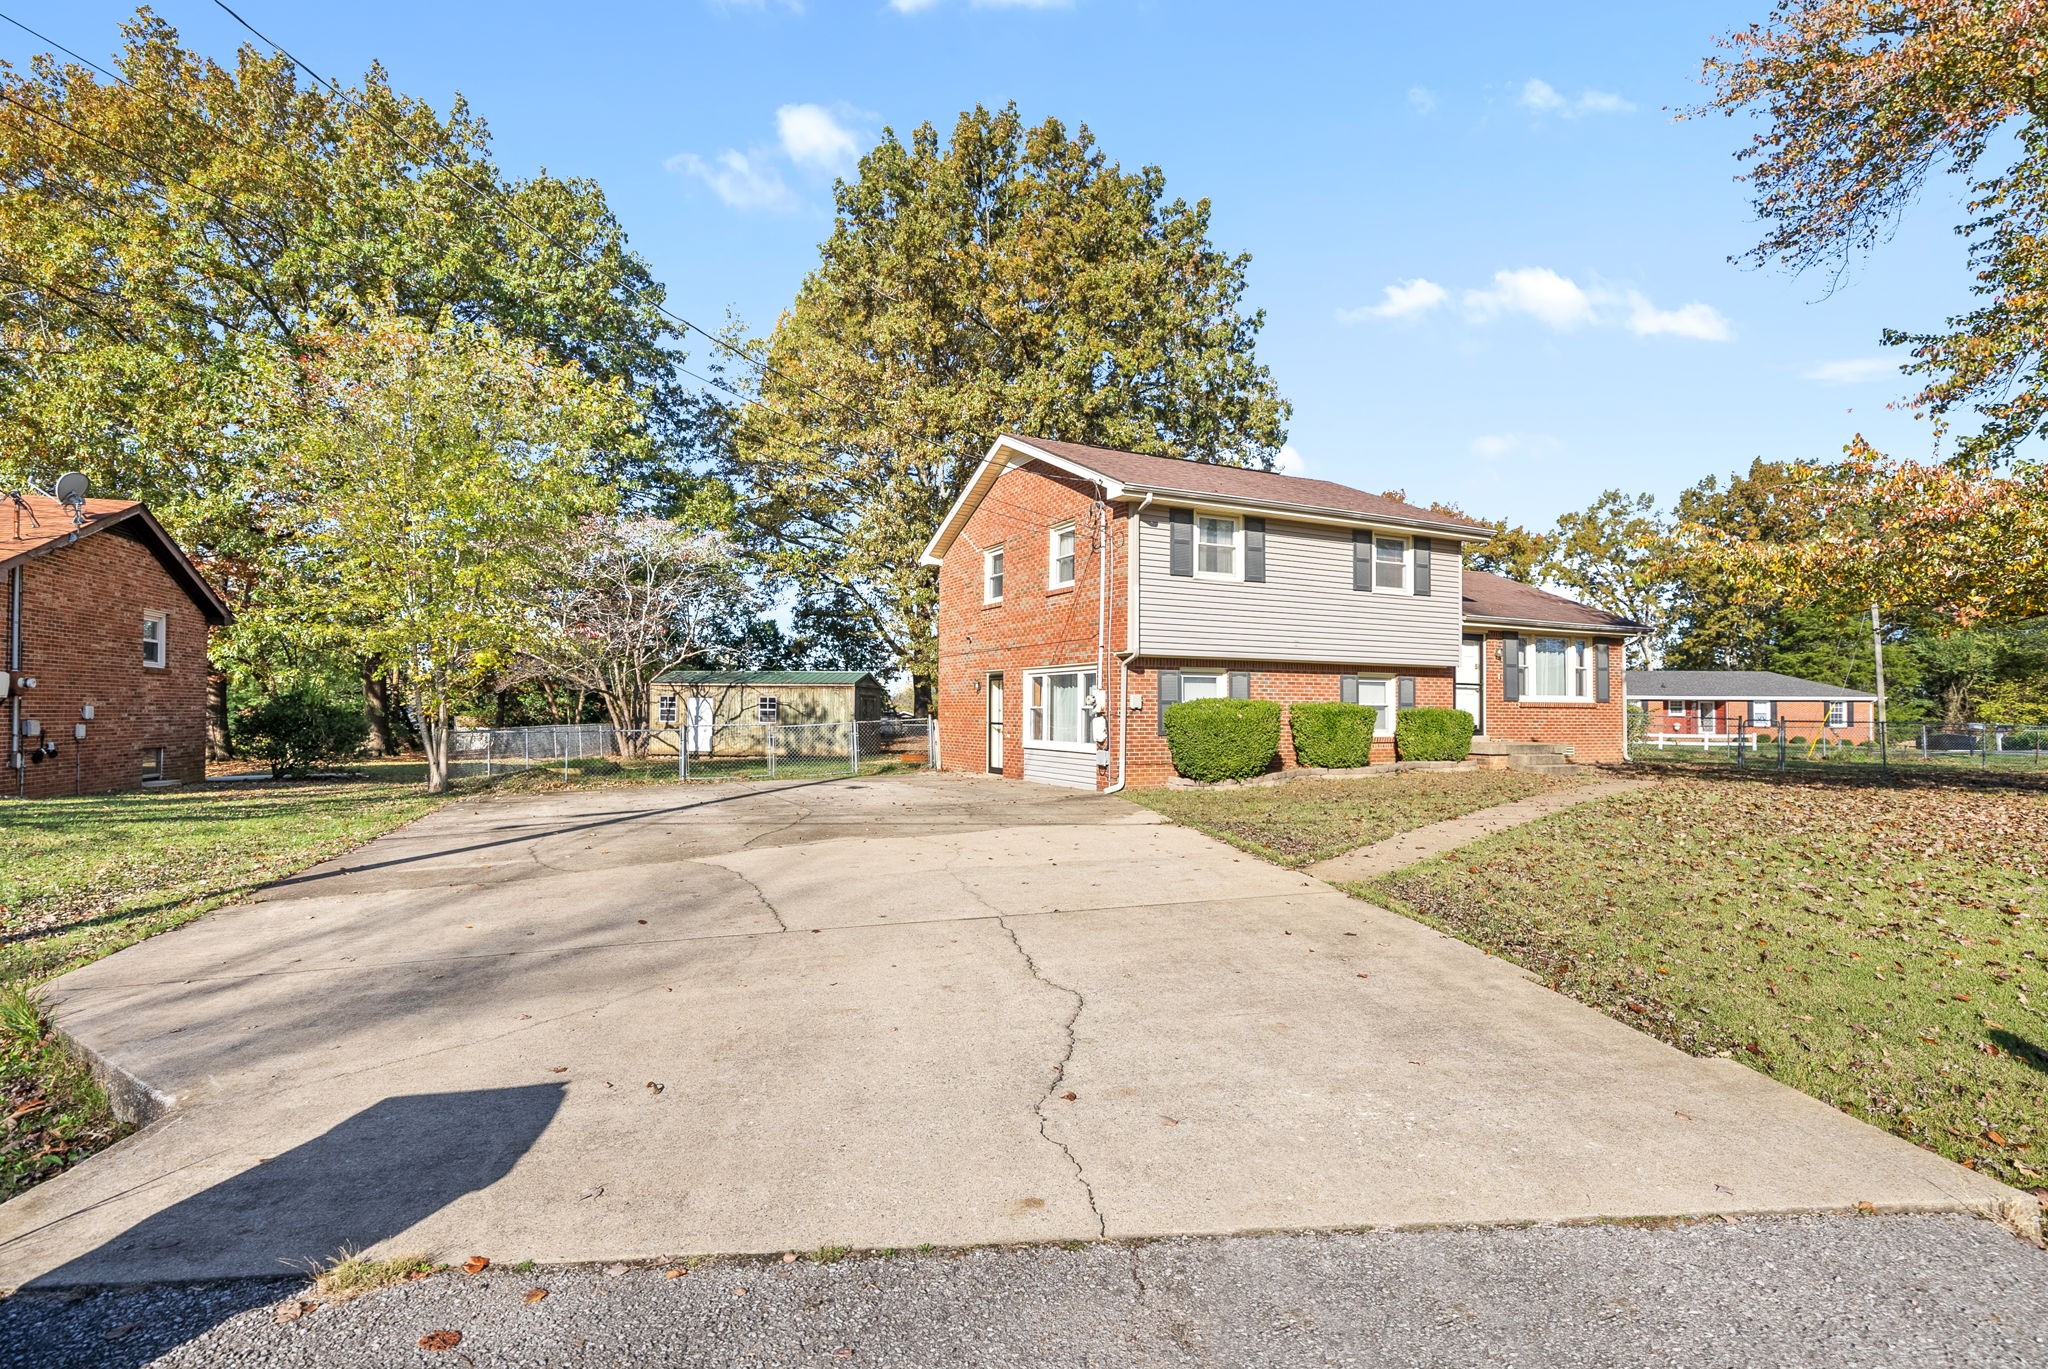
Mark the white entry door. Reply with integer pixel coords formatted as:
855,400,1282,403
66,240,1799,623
686,695,715,754
1456,635,1485,734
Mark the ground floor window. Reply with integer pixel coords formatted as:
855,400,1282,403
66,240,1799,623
1179,670,1226,702
1527,637,1590,700
1356,676,1397,736
658,694,678,726
139,746,165,781
757,695,780,723
1827,700,1850,727
1749,700,1772,727
1027,667,1098,748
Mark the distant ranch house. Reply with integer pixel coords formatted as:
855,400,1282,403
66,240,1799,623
1627,670,1878,744
3,491,232,798
649,670,890,755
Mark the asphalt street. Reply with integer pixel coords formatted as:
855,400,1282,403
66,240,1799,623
3,1214,2043,1368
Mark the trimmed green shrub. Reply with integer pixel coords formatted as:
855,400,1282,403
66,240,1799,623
1395,706,1475,762
1163,697,1281,782
1288,702,1377,768
236,685,369,777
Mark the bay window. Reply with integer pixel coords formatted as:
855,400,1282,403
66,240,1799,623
1027,667,1099,749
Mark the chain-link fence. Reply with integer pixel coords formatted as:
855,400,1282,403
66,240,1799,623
446,717,934,785
1628,714,2047,780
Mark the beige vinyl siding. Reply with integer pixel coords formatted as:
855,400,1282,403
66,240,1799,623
1022,746,1098,789
1135,509,1463,666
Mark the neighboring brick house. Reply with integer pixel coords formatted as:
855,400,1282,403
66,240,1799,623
3,492,231,799
1627,670,1878,744
1460,571,1640,762
923,434,1635,790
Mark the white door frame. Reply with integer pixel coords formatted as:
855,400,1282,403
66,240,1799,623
685,694,715,754
1456,634,1486,734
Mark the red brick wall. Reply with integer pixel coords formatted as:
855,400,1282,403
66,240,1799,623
1474,630,1629,762
3,525,213,798
934,459,1468,789
1642,697,1872,743
935,462,1128,784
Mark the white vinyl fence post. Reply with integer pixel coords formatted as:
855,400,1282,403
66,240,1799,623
767,724,776,779
850,721,861,775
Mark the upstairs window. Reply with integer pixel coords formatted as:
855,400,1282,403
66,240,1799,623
141,610,167,668
1049,523,1076,588
983,546,1005,603
1373,537,1408,592
1196,515,1237,577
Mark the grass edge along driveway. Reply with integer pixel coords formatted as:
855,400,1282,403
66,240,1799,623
1348,773,2048,1193
1,768,449,1200
1128,769,1585,868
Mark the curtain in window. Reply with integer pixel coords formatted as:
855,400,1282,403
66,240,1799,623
1531,638,1569,696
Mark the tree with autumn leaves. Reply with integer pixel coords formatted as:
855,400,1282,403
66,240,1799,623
1695,0,2048,624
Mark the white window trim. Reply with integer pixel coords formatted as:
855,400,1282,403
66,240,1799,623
1047,522,1076,589
1827,700,1851,728
1749,700,1773,726
1178,670,1226,702
1023,664,1100,753
142,610,168,669
1519,636,1594,703
1372,535,1412,596
1355,674,1398,737
757,695,780,723
1193,511,1242,581
983,545,1005,604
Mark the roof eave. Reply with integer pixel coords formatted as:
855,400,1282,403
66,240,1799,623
1465,613,1645,635
1114,481,1494,541
920,435,1125,566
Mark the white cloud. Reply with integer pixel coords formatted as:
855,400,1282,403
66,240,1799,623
1803,356,1897,385
1407,86,1437,115
1464,267,1597,330
1469,433,1563,460
776,102,864,174
665,149,795,212
1625,293,1734,342
891,0,1070,10
1337,278,1448,323
1520,77,1635,118
1274,443,1307,475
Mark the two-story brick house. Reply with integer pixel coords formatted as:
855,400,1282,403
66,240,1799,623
4,491,232,798
923,435,1639,789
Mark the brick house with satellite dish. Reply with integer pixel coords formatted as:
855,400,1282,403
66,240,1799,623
3,479,232,798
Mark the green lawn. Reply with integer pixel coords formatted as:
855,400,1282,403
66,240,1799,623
1354,773,2048,1189
1,763,444,1198
1128,769,1583,867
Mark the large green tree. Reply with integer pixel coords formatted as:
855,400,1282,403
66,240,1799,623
1542,491,1676,668
723,104,1291,690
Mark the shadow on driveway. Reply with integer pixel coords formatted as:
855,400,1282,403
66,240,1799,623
3,1084,564,1368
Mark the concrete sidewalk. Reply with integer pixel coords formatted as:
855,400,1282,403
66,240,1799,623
1305,776,1648,883
0,773,2024,1291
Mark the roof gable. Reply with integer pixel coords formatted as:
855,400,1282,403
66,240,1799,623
922,434,1495,564
2,492,232,625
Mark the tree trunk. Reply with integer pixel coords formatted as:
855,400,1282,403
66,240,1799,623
205,671,234,760
912,672,934,716
361,658,397,756
424,698,451,793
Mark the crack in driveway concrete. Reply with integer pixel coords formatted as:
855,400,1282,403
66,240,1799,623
995,915,1106,1239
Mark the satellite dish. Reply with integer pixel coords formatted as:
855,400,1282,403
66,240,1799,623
51,471,89,508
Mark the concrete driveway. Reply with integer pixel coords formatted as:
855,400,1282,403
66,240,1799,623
0,773,2021,1288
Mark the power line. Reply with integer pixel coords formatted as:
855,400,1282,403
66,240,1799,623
209,0,841,419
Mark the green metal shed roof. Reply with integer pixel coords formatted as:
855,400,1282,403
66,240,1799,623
652,670,882,686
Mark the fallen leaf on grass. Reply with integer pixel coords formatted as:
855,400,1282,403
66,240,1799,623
462,1256,490,1275
418,1330,463,1351
523,1288,548,1304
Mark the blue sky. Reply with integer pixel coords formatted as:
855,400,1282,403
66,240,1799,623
16,0,1975,526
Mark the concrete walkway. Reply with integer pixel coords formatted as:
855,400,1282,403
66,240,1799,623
0,774,2024,1291
1305,776,1649,884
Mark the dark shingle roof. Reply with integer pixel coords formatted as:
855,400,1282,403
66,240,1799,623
1625,670,1878,702
653,670,880,687
1006,435,1496,536
1460,569,1641,632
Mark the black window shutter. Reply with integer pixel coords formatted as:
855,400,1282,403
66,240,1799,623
1340,674,1358,705
1397,675,1416,709
1845,701,1856,726
1157,669,1181,735
1414,538,1432,597
1169,509,1194,577
1243,517,1266,583
1502,635,1522,701
1352,529,1372,592
1594,642,1611,703
1229,670,1251,700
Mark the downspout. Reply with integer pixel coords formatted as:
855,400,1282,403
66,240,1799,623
8,564,21,799
1101,493,1152,796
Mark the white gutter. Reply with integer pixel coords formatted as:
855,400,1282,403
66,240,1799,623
1101,492,1153,797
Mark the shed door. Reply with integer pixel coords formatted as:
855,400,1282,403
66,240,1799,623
686,695,715,754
